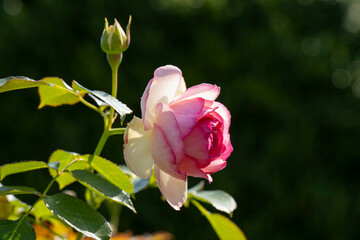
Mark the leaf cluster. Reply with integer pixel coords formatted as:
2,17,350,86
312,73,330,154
0,76,132,119
0,76,244,239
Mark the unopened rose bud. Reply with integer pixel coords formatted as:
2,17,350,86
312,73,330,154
101,16,131,54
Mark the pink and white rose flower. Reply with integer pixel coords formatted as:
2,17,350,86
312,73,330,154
123,65,233,210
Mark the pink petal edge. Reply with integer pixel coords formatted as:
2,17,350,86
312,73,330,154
173,83,220,103
142,65,185,130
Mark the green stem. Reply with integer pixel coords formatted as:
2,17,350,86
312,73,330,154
42,158,80,196
108,128,126,136
107,57,120,130
93,131,110,157
42,178,57,197
91,53,122,159
9,198,41,239
107,202,122,235
78,96,105,118
86,57,121,209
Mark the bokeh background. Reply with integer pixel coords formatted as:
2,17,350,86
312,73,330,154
1,0,360,239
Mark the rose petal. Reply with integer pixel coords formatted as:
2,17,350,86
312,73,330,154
220,132,233,161
123,116,154,178
153,103,184,165
170,97,205,139
179,155,213,182
207,102,233,160
208,101,231,131
183,118,217,167
173,83,220,103
151,106,185,179
143,65,186,130
140,79,152,123
200,158,227,174
155,165,187,211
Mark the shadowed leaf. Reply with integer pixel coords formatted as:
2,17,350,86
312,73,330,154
0,218,36,240
72,170,135,212
0,186,40,196
44,193,112,240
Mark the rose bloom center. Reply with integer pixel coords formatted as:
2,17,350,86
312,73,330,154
183,117,223,167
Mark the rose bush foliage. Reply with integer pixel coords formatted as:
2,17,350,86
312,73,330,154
123,65,233,210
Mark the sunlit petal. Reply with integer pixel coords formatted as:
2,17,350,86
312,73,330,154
123,116,154,178
143,65,186,130
174,83,220,103
155,166,187,211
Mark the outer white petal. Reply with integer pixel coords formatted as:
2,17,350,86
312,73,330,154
143,65,186,130
155,166,188,211
123,116,154,178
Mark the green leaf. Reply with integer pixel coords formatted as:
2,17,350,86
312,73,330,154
86,155,133,194
190,189,237,214
47,161,60,170
48,150,87,189
71,170,135,213
85,188,105,210
91,90,132,117
119,165,149,194
192,200,246,240
0,196,13,220
72,81,132,117
188,180,205,193
0,184,30,220
38,77,82,108
0,186,40,196
0,161,48,181
43,193,112,240
0,76,50,93
0,218,36,240
132,178,149,194
31,199,54,221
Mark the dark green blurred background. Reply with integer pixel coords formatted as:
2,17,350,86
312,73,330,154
1,0,360,239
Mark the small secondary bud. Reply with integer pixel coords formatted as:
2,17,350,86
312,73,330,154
101,16,131,54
